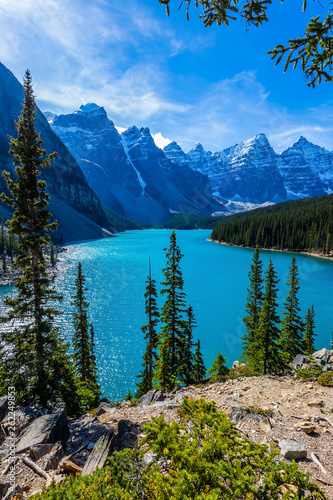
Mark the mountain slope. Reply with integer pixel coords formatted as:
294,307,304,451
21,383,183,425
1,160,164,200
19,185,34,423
0,63,110,239
49,106,224,225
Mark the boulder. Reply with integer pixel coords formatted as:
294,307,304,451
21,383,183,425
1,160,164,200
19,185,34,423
279,440,307,460
0,424,6,440
313,348,332,360
137,390,164,406
0,396,8,421
232,361,240,368
30,443,54,461
96,402,112,416
2,407,48,434
60,458,82,475
291,354,307,369
114,420,141,451
323,364,333,372
0,482,10,499
44,442,64,471
234,393,243,401
328,355,333,364
16,411,69,453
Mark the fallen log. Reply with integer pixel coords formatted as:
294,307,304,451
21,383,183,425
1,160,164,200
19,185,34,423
82,431,115,477
310,452,327,475
22,456,51,481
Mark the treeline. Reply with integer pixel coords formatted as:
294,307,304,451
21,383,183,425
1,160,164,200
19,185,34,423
241,247,316,374
211,194,333,254
158,211,226,230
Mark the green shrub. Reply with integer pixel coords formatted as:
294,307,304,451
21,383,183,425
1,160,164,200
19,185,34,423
318,371,333,387
226,364,260,379
33,398,327,499
296,365,323,380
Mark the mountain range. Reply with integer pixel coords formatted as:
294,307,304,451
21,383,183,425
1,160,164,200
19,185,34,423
163,134,333,207
47,104,223,225
1,61,333,239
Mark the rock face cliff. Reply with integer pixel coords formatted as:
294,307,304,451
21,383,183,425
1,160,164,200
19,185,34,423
50,105,224,225
164,134,333,206
0,63,109,241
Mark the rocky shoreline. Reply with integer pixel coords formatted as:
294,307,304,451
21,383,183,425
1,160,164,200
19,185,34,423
0,348,332,499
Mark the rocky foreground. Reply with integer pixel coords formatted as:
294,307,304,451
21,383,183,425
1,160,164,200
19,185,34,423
0,348,333,499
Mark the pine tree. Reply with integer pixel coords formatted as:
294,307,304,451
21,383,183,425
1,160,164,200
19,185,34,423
208,351,229,382
0,216,4,255
303,305,316,355
72,263,101,410
158,230,186,390
193,340,206,384
0,70,80,415
242,246,263,365
179,305,196,386
278,256,304,364
154,339,170,392
136,259,159,399
255,259,282,375
50,241,56,266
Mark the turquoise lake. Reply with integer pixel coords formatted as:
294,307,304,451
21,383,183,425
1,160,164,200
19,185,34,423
1,229,333,401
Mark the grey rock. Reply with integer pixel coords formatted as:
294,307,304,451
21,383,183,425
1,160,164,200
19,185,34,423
313,348,332,360
16,410,69,453
96,402,112,416
234,393,243,401
322,364,333,372
4,485,24,500
2,406,48,434
0,424,6,440
0,481,10,499
0,445,8,459
44,442,64,471
229,407,249,423
115,420,141,451
169,393,185,405
233,361,240,368
291,354,307,369
143,451,156,466
0,396,8,422
137,390,164,406
82,431,115,477
30,443,54,461
279,439,307,460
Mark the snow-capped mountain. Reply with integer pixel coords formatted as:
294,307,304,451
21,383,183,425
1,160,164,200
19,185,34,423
50,105,223,225
163,134,333,205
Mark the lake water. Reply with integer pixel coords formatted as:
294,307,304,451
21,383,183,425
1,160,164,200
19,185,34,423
1,229,333,401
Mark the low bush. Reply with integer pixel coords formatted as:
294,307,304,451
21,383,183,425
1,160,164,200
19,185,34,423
33,398,327,499
295,365,323,380
318,371,333,387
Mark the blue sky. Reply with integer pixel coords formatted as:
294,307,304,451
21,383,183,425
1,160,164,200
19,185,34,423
0,0,332,152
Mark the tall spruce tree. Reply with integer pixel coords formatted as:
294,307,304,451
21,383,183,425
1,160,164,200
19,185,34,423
303,305,316,356
242,246,263,365
255,259,282,375
0,70,80,415
179,305,196,386
72,262,101,410
279,257,304,364
193,339,206,384
136,259,160,399
158,230,186,390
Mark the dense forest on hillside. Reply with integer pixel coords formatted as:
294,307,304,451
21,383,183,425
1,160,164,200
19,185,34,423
159,211,226,229
211,195,333,254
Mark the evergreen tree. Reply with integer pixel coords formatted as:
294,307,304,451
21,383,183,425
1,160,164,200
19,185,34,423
192,340,206,384
50,241,56,266
208,351,229,382
242,246,263,365
154,339,170,392
179,305,196,386
2,248,6,273
72,262,101,410
255,259,282,375
0,70,80,415
303,305,316,355
158,230,186,390
136,259,160,399
0,216,4,255
125,391,133,401
278,257,304,364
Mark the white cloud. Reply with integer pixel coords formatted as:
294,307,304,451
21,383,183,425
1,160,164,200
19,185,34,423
152,132,171,149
